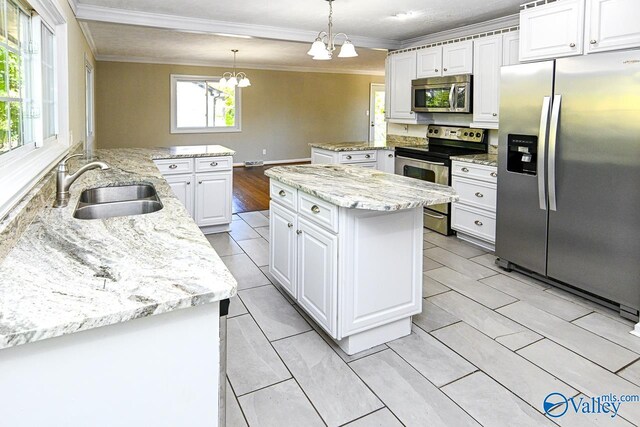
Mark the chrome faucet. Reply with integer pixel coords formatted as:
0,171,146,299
54,154,110,208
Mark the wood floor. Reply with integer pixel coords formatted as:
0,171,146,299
233,163,308,213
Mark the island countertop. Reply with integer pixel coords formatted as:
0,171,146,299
0,146,237,350
265,164,458,211
309,140,427,152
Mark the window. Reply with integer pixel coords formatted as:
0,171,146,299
170,74,240,133
41,22,55,141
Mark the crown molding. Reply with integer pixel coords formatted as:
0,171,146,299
66,0,78,15
78,21,97,54
75,3,401,50
400,13,520,49
95,54,385,76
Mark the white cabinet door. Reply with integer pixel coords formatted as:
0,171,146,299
297,217,337,336
165,173,194,218
586,0,640,53
473,35,503,126
442,40,473,75
519,0,585,61
194,172,232,227
416,46,443,78
388,51,417,119
502,31,520,66
377,150,395,173
269,203,297,298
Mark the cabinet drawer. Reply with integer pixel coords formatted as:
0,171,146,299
452,204,496,243
338,151,377,163
452,161,497,183
270,181,297,211
452,176,497,212
298,192,339,233
195,156,232,172
154,158,194,175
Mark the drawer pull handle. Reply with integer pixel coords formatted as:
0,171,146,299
278,190,286,197
210,161,218,166
461,167,470,172
169,164,178,169
475,192,484,198
365,154,371,159
490,172,497,177
287,222,293,228
346,155,352,160
296,230,303,235
474,220,483,226
311,205,321,214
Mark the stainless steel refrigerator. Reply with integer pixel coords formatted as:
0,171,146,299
496,49,640,320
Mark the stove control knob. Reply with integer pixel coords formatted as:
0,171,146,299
475,132,481,138
434,129,439,134
464,132,469,137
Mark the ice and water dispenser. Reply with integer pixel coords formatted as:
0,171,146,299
507,134,538,175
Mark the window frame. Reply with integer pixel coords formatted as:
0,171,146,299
170,74,241,134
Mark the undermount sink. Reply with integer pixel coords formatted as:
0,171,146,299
73,184,163,220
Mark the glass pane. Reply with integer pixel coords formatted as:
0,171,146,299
414,87,452,109
0,47,6,97
42,25,55,139
0,101,8,153
8,49,19,97
6,1,17,48
206,81,235,127
404,165,436,182
0,0,6,44
9,100,19,148
456,86,466,109
374,91,386,143
176,81,207,128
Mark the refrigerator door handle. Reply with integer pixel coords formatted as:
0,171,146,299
538,96,551,210
548,94,562,211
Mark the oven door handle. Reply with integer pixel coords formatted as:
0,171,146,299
424,211,446,220
395,156,446,166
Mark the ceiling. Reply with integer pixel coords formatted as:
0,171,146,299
74,0,524,74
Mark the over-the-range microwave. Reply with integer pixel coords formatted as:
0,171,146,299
411,74,472,113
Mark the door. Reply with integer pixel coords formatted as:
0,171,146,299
442,41,473,76
495,61,554,275
269,203,297,298
519,0,584,61
194,172,232,226
473,35,503,124
165,173,194,218
389,51,417,119
586,0,640,54
503,31,520,66
546,51,640,311
297,217,337,336
416,46,442,78
368,84,386,143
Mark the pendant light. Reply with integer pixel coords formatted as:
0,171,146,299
307,0,358,60
219,49,251,88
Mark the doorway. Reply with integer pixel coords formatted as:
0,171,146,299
369,83,386,143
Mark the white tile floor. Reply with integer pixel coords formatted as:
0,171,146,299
213,211,640,427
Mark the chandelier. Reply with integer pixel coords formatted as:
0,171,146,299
220,49,251,88
307,0,358,60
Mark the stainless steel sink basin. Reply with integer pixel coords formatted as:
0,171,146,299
73,184,163,220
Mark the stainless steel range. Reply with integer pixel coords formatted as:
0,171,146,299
395,125,487,235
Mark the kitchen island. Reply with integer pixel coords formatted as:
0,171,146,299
0,147,237,426
266,164,457,354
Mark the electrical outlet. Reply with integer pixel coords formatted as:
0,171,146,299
262,149,267,155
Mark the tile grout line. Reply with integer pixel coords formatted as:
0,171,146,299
225,374,251,426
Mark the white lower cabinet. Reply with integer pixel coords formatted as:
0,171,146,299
311,147,394,173
269,181,422,354
155,156,233,233
451,160,497,251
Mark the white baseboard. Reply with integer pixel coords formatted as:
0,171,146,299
631,323,640,338
233,158,311,167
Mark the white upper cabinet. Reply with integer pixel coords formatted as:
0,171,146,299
442,40,474,75
387,51,417,120
473,35,503,126
585,0,640,53
503,31,521,66
416,46,443,78
519,0,585,61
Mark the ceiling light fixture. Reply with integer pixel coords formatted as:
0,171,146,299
219,49,251,88
307,0,358,60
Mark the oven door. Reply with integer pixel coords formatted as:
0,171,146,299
395,155,450,214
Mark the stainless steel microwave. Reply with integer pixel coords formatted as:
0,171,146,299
411,74,472,113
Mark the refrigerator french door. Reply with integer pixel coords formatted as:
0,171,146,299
496,50,640,319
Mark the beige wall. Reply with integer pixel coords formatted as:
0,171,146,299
95,62,383,163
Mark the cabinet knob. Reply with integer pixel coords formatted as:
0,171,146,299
311,205,321,214
492,113,498,117
490,172,497,177
475,192,484,198
443,68,448,71
365,154,371,159
569,42,576,48
186,181,191,185
169,164,178,169
346,155,352,160
278,190,286,197
388,153,394,158
287,222,293,228
474,220,483,226
590,39,597,45
435,68,439,72
198,180,203,184
462,167,470,173
296,230,303,235
210,161,218,166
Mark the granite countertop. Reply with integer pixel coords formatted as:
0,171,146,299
309,140,427,152
265,164,458,211
149,144,235,159
450,153,498,167
0,146,237,350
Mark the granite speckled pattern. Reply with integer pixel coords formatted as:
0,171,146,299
309,140,427,152
149,144,236,159
265,164,458,211
450,154,498,167
0,147,237,350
